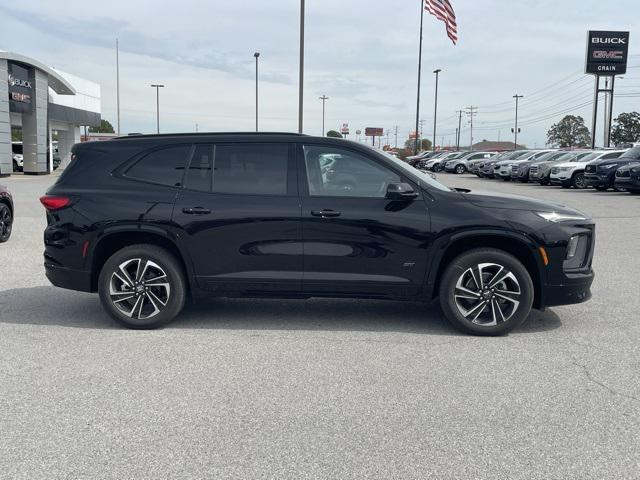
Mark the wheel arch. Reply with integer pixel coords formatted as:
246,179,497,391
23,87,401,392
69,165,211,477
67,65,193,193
89,227,194,294
427,231,544,309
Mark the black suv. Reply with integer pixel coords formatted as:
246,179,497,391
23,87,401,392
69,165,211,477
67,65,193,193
584,146,640,191
41,133,595,335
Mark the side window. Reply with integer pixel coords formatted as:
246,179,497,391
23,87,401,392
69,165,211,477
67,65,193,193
126,145,190,187
602,151,622,159
213,143,288,195
183,144,213,192
303,145,400,198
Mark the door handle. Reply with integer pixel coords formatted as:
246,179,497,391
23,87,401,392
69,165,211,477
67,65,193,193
311,209,341,218
182,207,211,215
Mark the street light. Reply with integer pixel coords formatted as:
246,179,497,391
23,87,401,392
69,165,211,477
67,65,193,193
432,69,441,151
254,52,260,132
150,84,164,134
512,94,523,150
319,95,328,136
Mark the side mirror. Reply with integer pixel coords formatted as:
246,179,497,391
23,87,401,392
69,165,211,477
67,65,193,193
386,182,418,201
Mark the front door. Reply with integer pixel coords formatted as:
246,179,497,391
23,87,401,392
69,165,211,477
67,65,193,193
172,142,302,294
299,144,431,297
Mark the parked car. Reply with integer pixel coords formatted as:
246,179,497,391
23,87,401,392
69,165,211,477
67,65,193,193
0,184,13,242
477,151,523,178
584,146,640,191
422,151,455,172
550,150,626,189
41,133,595,335
405,150,438,167
510,150,562,182
533,151,592,186
445,151,496,174
470,152,509,176
613,161,640,193
12,142,23,172
494,150,551,181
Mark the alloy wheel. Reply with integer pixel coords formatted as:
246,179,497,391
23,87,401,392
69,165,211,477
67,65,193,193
0,205,12,241
573,173,586,189
455,165,465,174
453,262,521,326
109,258,171,320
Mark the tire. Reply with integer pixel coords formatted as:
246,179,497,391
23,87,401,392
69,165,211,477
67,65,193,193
572,172,586,189
455,164,466,174
0,203,12,243
432,164,441,173
539,178,549,186
438,248,534,336
98,244,186,329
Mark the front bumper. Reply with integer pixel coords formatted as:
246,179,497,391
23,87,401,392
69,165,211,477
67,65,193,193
584,173,612,189
550,175,571,186
543,270,594,307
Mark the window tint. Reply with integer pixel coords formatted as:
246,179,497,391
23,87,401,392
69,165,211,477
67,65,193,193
213,144,288,195
621,147,640,159
602,151,623,160
304,145,400,197
183,144,213,192
126,145,190,187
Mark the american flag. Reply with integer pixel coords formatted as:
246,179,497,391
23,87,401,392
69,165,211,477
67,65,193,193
425,0,458,44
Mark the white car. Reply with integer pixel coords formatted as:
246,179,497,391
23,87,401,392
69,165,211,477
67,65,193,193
11,142,23,172
549,150,627,189
444,151,495,174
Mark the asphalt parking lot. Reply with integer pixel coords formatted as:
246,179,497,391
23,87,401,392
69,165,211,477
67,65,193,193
1,172,639,479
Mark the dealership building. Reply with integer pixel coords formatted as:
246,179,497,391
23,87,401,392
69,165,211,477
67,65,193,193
1,50,101,176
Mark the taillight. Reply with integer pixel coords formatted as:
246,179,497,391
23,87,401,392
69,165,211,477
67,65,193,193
40,195,71,211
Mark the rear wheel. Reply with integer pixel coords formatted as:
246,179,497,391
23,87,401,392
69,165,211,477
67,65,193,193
572,172,587,189
455,164,466,174
432,164,441,173
98,244,186,329
0,203,12,243
438,248,534,335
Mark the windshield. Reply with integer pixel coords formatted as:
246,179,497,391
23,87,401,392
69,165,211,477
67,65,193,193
577,151,605,163
574,151,596,162
621,146,640,160
376,148,451,191
534,151,561,162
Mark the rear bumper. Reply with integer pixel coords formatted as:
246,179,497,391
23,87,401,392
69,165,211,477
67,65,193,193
45,263,92,293
543,271,594,308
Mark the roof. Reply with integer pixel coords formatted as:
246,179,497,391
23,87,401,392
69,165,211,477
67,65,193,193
111,132,308,141
472,140,526,151
0,50,76,95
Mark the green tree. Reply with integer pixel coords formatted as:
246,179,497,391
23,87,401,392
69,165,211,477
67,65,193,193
326,130,343,138
546,115,591,148
89,119,115,134
611,112,640,146
404,138,432,152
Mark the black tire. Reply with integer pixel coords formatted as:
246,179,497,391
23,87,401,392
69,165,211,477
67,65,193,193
438,248,534,336
98,244,186,329
455,164,466,174
572,172,586,189
0,203,12,243
432,164,441,173
539,178,549,186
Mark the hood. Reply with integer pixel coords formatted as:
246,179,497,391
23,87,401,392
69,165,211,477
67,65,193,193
553,161,580,169
459,189,579,213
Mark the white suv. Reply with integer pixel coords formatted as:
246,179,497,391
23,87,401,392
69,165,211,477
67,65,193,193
549,150,626,189
494,150,554,180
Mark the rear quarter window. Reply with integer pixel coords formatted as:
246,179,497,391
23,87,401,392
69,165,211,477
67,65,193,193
125,145,192,187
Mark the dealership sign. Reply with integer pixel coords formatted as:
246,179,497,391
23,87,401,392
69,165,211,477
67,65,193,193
7,62,33,113
585,31,629,75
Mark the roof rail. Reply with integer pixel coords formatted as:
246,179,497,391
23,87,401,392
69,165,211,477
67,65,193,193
111,131,308,140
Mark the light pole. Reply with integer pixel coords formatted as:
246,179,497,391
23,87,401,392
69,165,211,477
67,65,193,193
319,95,328,136
254,52,260,132
150,84,164,134
432,69,441,151
298,0,305,133
512,94,523,150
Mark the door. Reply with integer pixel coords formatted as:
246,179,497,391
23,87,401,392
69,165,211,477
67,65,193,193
172,142,302,294
299,144,431,297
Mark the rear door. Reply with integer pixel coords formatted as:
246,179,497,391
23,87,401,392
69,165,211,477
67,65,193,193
172,142,302,294
299,144,431,297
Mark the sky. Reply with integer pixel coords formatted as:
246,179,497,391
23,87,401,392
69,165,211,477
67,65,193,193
1,0,639,148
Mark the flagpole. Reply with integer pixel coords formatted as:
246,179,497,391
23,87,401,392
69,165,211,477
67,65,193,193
414,0,425,155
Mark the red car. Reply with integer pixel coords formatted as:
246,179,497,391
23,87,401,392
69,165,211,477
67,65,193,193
0,184,13,242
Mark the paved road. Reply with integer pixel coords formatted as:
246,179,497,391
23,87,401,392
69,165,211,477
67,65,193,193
1,172,638,479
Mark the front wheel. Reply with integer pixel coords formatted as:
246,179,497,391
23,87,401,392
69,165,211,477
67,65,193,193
572,172,587,189
432,164,441,173
98,244,186,329
455,164,466,174
438,248,534,335
0,203,12,243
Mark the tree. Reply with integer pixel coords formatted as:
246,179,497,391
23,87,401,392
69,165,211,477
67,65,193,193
403,138,432,151
326,130,343,138
89,119,115,134
546,115,591,148
611,112,640,146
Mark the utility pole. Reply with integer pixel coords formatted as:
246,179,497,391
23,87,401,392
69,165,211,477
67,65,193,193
116,38,120,136
150,84,164,134
298,0,305,133
394,125,399,148
456,110,463,150
466,106,477,150
254,52,260,132
512,94,523,150
419,119,425,150
432,69,441,151
318,95,328,136
414,0,425,155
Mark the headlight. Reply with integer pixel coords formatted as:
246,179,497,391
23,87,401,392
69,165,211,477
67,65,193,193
558,166,571,172
535,211,589,223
